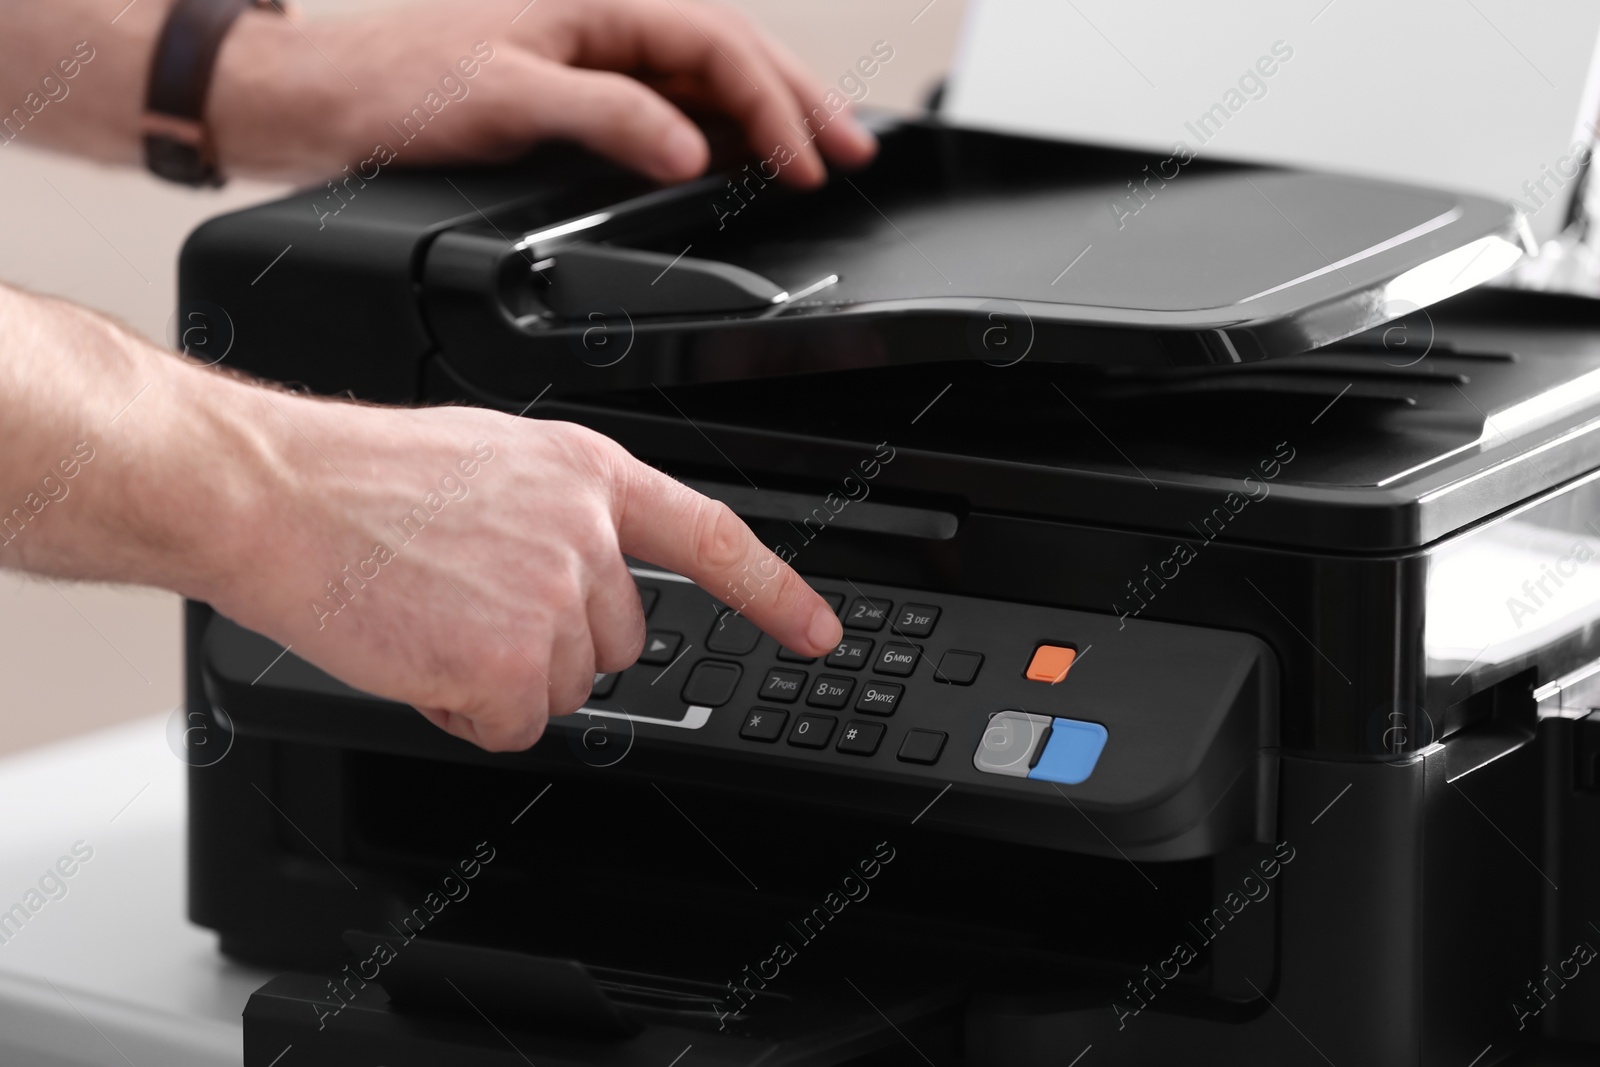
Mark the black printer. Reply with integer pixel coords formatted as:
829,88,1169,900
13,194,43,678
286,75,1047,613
178,121,1600,1066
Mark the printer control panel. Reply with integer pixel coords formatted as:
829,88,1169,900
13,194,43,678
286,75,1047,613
583,569,1124,787
200,567,1273,854
553,568,1275,836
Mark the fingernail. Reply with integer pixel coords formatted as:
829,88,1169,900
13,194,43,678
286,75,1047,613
659,125,705,178
808,602,842,652
843,116,877,153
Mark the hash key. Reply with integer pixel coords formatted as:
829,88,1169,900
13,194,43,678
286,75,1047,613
837,720,885,756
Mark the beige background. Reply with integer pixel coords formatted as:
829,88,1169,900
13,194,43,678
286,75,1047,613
0,0,965,755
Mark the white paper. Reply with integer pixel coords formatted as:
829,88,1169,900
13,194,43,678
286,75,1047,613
945,0,1600,242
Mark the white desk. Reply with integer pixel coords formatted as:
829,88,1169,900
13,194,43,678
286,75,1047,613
0,715,272,1066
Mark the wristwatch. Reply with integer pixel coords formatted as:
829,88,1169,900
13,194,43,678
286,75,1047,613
142,0,291,186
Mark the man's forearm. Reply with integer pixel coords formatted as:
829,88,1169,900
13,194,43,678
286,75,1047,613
0,284,276,603
0,281,842,750
0,1,176,164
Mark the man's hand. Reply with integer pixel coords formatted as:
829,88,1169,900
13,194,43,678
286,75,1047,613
0,286,843,751
215,401,844,752
206,0,877,186
2,0,874,186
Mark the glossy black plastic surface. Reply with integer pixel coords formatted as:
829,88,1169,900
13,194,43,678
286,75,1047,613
200,569,1277,860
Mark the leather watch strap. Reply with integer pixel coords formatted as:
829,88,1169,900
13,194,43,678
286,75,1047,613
142,0,284,186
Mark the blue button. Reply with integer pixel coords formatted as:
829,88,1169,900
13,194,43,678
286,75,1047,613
1028,718,1108,785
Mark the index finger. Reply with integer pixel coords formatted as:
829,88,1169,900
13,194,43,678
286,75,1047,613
747,29,879,172
612,456,842,657
555,0,831,186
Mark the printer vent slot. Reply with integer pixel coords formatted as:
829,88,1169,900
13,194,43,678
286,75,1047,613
1321,338,1517,361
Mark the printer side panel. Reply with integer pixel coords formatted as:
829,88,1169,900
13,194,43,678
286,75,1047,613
177,201,434,405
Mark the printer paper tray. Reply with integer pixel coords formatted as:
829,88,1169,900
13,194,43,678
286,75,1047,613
244,969,960,1067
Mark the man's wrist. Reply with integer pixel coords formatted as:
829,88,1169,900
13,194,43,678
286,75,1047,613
208,9,351,179
165,367,344,619
82,356,249,605
0,296,274,607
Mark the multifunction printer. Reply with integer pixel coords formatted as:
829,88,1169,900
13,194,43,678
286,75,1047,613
178,120,1600,1065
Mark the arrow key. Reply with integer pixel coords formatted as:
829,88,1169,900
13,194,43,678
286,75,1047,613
638,630,683,665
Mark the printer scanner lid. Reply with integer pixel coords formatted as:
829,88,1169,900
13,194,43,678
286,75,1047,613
475,121,1527,366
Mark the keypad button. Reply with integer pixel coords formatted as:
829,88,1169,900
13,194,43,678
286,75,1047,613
974,711,1053,777
788,714,836,748
760,669,807,703
837,720,886,756
894,603,941,638
776,595,838,663
854,681,903,716
707,612,761,655
681,660,741,707
739,707,788,742
637,586,660,617
1026,644,1077,684
1028,718,1109,785
845,597,892,631
590,672,619,699
876,643,921,677
806,674,855,709
827,637,874,671
898,729,947,765
639,631,683,665
933,650,984,685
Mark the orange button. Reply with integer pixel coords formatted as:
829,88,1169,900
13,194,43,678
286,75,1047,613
1026,645,1077,684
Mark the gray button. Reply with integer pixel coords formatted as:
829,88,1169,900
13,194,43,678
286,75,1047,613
973,711,1052,777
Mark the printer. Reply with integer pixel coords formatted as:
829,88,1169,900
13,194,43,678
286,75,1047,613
177,119,1600,1066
